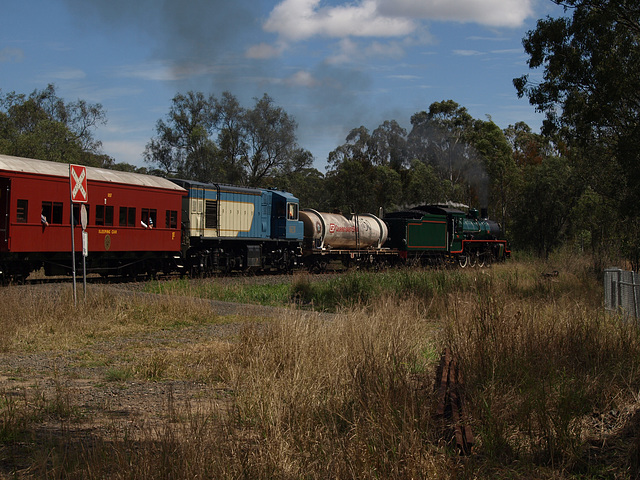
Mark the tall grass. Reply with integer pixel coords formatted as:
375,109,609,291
442,257,640,475
291,268,475,312
1,255,639,478
0,285,226,353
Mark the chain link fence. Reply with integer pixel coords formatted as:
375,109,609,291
604,268,640,319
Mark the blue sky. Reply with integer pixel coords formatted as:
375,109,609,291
1,0,563,171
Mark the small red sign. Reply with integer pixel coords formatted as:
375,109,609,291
70,165,88,203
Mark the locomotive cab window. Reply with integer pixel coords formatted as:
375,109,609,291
42,201,63,225
16,199,28,223
287,203,298,221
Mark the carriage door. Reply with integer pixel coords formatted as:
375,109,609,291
0,178,9,251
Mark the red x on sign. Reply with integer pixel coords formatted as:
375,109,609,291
69,164,88,203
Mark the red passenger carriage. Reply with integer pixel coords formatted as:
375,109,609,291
0,155,185,281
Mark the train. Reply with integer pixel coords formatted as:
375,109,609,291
0,154,509,283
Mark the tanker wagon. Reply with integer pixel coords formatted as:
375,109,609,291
299,209,395,271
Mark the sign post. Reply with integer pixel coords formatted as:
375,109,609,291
69,165,88,306
81,204,88,300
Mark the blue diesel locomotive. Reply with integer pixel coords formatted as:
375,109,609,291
170,179,303,275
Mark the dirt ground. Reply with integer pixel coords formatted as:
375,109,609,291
0,278,324,451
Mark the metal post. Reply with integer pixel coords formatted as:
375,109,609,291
82,232,87,301
69,188,77,307
617,269,622,311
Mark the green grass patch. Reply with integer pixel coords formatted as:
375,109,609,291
292,269,476,311
145,278,291,306
147,270,481,312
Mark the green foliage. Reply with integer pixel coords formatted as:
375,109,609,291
515,1,640,262
0,84,111,166
511,156,580,257
144,91,312,186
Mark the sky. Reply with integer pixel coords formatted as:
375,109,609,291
1,0,564,171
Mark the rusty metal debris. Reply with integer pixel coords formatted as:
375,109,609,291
435,347,474,454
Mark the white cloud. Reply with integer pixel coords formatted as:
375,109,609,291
50,68,86,80
286,70,318,87
0,47,24,62
366,41,405,58
102,139,147,165
113,61,221,82
377,0,533,28
246,42,283,59
453,49,486,56
264,0,416,41
264,0,533,43
491,48,524,54
388,74,420,80
327,38,406,64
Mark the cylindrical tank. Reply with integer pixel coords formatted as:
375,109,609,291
299,209,388,250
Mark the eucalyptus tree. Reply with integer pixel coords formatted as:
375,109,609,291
514,0,640,212
514,0,640,260
408,101,475,184
144,91,217,178
242,94,302,187
0,84,108,166
146,91,309,186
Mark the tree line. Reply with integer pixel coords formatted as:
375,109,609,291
1,0,638,267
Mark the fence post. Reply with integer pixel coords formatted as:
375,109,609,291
635,271,639,320
616,269,622,312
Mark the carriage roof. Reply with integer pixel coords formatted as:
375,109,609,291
0,154,185,192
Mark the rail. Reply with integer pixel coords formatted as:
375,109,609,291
435,348,474,454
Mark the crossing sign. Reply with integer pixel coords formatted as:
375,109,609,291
69,165,88,203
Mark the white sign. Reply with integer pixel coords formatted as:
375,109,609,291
80,204,88,230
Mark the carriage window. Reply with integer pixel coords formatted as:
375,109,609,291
16,199,28,223
96,206,103,225
166,210,178,229
41,201,62,225
96,205,114,226
119,207,136,227
41,202,51,225
141,208,157,228
72,204,90,226
52,202,63,224
105,206,113,226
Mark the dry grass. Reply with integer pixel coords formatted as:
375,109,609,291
0,255,639,478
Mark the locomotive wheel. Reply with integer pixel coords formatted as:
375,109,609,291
476,251,485,268
458,254,469,268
